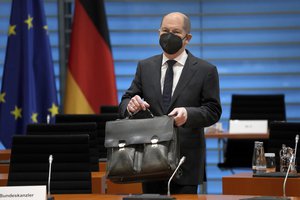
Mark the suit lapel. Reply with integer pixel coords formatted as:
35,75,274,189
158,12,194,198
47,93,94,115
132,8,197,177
169,53,198,108
152,55,164,112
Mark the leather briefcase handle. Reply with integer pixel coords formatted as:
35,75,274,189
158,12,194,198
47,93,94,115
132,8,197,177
129,108,154,119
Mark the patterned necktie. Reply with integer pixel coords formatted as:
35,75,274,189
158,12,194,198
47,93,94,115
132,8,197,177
162,60,177,114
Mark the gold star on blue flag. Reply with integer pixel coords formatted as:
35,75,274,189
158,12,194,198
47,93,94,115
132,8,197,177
0,0,58,148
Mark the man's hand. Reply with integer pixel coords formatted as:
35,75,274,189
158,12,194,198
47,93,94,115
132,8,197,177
127,95,150,114
168,107,188,127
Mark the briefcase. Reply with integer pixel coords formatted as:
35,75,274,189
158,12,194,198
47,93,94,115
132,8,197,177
104,115,179,183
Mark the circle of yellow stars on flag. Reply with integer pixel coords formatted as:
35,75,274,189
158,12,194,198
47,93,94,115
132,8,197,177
0,92,5,103
8,25,16,36
48,103,59,117
8,103,58,123
10,106,22,120
24,15,33,30
2,13,58,124
31,113,38,123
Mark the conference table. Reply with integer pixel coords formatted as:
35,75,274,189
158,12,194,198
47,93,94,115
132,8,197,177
223,172,300,196
205,131,269,162
205,132,269,139
52,194,300,200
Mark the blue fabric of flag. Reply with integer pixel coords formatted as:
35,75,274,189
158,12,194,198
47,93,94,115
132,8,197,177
0,0,58,148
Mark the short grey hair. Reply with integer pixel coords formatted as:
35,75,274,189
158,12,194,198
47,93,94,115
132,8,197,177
160,12,191,34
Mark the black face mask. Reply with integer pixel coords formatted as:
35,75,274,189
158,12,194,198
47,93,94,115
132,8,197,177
159,33,185,54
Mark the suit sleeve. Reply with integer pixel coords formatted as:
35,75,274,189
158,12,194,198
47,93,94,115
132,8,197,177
184,66,222,128
119,62,143,118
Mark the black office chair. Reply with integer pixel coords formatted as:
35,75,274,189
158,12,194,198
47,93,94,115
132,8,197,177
55,114,119,160
8,135,92,194
218,94,286,170
26,122,99,171
230,94,286,121
100,105,119,114
268,122,300,171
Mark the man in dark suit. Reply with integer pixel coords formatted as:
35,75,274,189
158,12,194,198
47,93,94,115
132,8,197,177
119,12,222,194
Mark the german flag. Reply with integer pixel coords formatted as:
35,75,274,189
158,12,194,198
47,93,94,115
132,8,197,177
64,0,117,114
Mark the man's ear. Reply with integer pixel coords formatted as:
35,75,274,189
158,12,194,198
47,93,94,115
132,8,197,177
185,34,192,45
186,34,192,41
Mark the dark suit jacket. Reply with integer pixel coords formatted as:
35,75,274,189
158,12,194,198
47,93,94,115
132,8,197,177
119,50,222,185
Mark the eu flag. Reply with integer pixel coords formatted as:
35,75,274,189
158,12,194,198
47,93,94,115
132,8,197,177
0,0,58,148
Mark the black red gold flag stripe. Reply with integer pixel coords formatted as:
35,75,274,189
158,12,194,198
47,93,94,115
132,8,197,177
64,0,117,114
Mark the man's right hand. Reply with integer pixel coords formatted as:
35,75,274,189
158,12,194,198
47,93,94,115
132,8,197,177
127,95,150,114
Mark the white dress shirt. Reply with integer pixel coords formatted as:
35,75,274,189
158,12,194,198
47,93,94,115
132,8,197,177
161,50,188,96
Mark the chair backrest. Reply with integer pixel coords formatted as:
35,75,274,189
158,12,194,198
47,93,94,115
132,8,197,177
55,114,119,160
230,94,286,121
219,94,286,168
268,122,300,171
26,122,99,171
100,105,119,114
8,135,91,194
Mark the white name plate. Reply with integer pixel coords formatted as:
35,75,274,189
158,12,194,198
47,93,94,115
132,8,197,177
0,185,46,200
229,120,268,134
